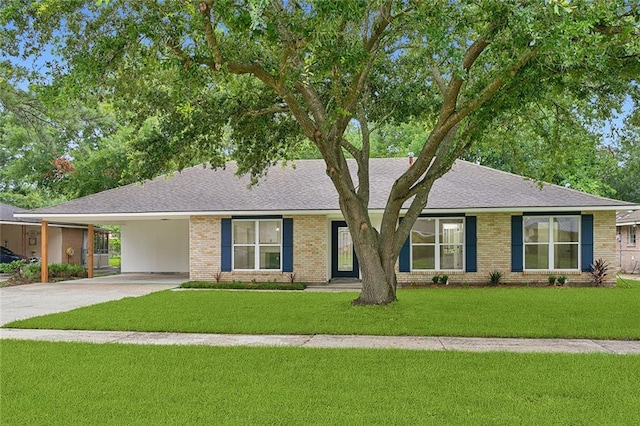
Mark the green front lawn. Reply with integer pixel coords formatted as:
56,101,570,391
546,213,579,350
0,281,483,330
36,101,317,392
6,280,640,339
2,340,639,425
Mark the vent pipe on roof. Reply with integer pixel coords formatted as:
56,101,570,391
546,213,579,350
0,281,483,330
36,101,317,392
408,152,414,166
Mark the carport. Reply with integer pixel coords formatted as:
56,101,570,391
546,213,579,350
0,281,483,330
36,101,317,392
13,214,191,283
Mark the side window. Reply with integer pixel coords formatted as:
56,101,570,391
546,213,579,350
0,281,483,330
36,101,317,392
411,218,464,271
232,219,282,270
524,216,579,270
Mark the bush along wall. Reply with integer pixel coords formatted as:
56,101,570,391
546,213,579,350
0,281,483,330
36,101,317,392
18,263,88,284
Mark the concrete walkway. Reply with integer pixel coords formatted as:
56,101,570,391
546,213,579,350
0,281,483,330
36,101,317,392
0,281,178,325
2,328,639,354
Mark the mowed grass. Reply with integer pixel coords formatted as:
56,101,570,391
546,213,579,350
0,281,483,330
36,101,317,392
2,340,639,425
5,279,640,339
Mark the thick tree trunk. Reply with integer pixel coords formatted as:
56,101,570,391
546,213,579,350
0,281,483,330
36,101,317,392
336,188,398,305
352,238,397,305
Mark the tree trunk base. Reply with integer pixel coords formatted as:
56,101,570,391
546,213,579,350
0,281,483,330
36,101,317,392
351,295,397,306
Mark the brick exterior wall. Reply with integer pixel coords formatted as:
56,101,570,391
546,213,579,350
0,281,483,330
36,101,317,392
60,228,84,265
189,215,328,283
292,215,327,283
189,216,221,281
397,211,617,286
617,224,639,274
594,211,617,282
189,211,617,286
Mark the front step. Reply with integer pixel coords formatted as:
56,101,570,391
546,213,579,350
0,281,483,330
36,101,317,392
307,278,362,291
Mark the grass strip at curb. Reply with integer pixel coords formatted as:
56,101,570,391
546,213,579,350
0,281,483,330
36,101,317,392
2,340,639,425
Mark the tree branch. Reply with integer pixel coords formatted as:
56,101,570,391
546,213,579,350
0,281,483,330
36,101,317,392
355,105,371,207
245,105,290,118
340,138,360,159
431,65,447,96
334,1,395,138
441,36,491,119
449,48,538,127
198,1,223,68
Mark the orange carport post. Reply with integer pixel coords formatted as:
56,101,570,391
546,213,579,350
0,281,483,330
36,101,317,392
87,224,94,278
41,220,48,283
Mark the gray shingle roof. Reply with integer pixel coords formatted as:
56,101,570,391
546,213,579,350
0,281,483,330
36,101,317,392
0,202,39,223
617,209,640,225
20,158,635,217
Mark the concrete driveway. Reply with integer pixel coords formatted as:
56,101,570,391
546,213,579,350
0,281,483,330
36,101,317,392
0,274,184,325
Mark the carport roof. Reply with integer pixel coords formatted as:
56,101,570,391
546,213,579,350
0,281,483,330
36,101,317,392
15,158,637,221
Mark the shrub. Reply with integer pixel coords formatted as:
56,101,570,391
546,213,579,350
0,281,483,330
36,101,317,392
589,258,609,287
547,275,557,285
47,263,86,279
180,281,306,290
22,264,41,282
489,270,502,286
431,275,440,284
15,263,87,283
557,275,567,286
439,275,449,285
0,260,26,274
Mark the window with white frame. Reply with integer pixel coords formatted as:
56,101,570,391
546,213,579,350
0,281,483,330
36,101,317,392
411,217,464,270
524,216,579,270
232,219,282,270
629,226,637,245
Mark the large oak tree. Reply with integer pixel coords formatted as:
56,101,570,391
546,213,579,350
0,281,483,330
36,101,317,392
2,0,638,304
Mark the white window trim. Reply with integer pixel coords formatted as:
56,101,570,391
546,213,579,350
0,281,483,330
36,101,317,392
232,219,283,271
410,217,465,272
523,215,581,271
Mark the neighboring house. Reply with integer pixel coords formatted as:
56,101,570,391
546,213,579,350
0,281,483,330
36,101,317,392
0,202,109,267
616,210,640,274
16,159,639,285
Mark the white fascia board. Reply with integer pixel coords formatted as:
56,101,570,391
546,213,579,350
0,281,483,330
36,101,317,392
0,220,89,229
398,205,640,214
0,220,40,226
617,221,640,226
14,204,637,223
13,210,345,223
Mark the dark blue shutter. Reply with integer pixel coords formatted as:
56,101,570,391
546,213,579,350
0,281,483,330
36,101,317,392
282,218,293,272
399,237,411,272
221,218,232,272
465,216,477,272
581,214,594,272
511,215,523,272
398,216,411,272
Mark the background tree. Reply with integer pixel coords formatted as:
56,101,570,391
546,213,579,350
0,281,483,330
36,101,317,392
461,98,621,197
604,108,640,203
1,0,638,304
0,78,139,207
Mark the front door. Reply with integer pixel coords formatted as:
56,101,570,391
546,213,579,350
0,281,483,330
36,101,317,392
331,221,359,278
